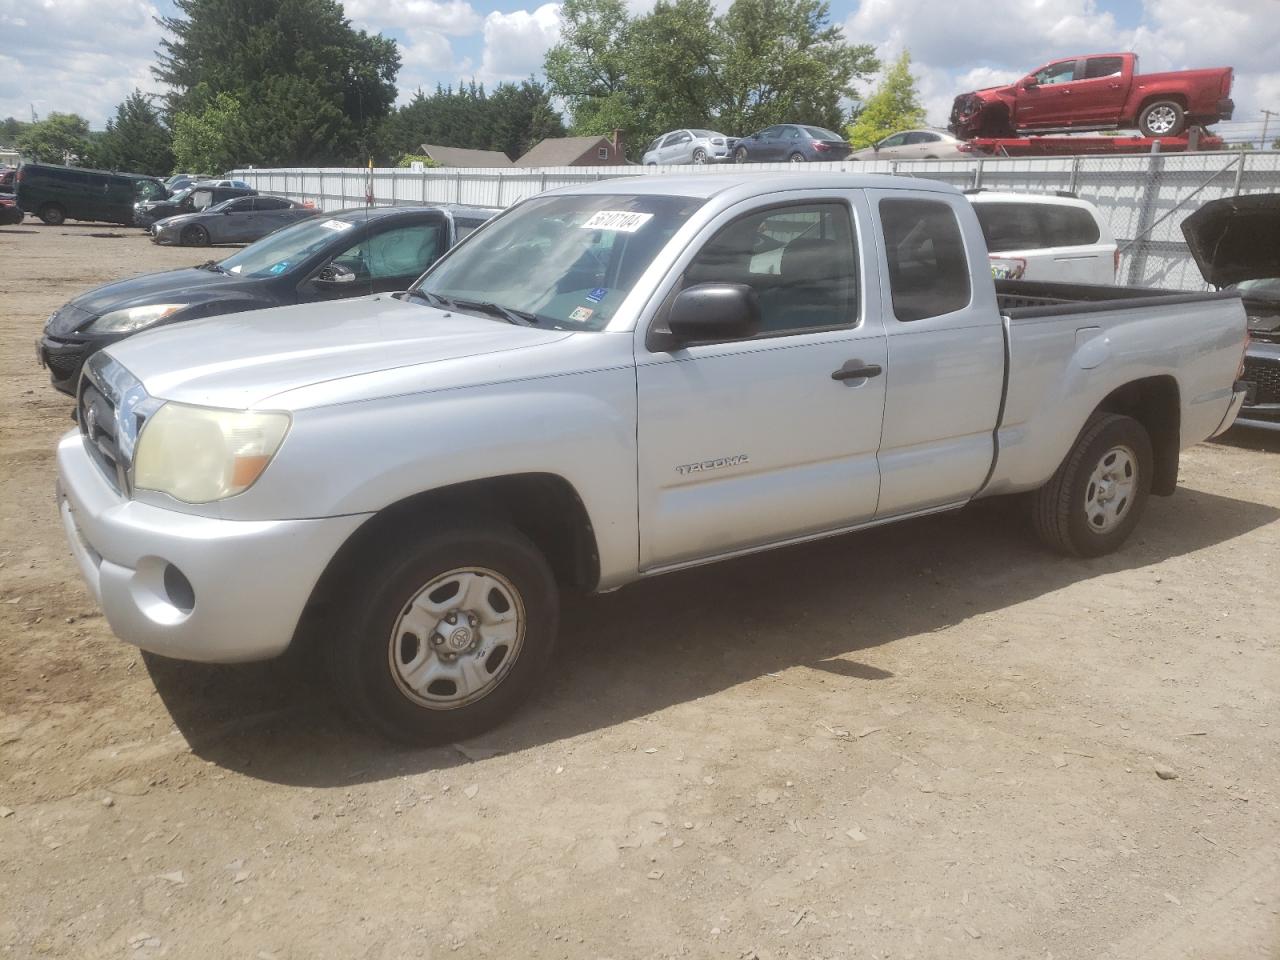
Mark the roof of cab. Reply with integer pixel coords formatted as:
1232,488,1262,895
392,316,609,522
542,172,962,201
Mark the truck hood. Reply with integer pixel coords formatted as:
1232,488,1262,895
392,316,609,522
105,294,573,410
1180,194,1280,287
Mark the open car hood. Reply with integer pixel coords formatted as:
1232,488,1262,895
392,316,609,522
1180,194,1280,288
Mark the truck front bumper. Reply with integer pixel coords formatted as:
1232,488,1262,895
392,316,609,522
56,431,370,663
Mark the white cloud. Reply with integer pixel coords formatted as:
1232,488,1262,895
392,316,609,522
0,0,167,126
346,0,482,35
476,3,561,84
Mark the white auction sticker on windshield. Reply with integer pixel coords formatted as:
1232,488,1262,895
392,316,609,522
320,219,353,231
581,210,653,232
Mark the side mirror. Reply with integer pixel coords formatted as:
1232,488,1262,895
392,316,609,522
316,263,357,286
664,283,760,346
1020,77,1038,89
221,208,233,215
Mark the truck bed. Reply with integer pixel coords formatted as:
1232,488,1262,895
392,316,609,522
995,278,1239,319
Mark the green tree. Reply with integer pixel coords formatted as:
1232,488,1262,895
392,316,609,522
486,79,568,160
716,0,877,133
544,0,877,158
15,113,93,164
845,51,927,148
154,0,400,166
95,91,175,176
0,117,30,146
171,93,245,173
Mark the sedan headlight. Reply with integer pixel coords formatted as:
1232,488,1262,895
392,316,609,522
88,303,189,334
134,403,291,503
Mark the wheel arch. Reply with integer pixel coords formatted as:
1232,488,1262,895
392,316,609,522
1136,92,1188,118
1094,375,1180,495
291,472,602,653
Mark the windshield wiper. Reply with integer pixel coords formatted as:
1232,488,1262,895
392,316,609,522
407,290,540,326
196,260,227,274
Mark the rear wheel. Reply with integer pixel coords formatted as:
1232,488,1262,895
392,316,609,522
38,203,65,226
788,151,806,163
180,224,209,246
325,521,560,745
1138,100,1185,137
1032,413,1153,557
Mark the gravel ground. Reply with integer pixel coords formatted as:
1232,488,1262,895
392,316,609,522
1,223,1278,960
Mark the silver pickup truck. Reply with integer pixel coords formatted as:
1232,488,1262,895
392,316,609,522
56,174,1248,743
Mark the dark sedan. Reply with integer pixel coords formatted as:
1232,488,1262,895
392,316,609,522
151,195,317,246
732,124,852,163
134,184,256,227
1181,193,1280,428
37,203,501,394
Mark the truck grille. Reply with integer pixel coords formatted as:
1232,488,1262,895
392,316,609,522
1242,355,1280,405
79,380,127,493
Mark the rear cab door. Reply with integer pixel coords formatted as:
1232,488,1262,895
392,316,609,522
635,189,889,570
865,188,1006,517
1069,55,1131,123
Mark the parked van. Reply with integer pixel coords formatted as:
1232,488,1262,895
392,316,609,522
967,191,1118,284
15,163,168,226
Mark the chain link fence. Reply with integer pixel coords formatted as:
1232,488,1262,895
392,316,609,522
231,151,1280,290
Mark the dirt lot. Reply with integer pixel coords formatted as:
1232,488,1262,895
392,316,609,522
1,223,1278,960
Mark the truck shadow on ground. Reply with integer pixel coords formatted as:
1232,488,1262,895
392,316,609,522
145,486,1279,786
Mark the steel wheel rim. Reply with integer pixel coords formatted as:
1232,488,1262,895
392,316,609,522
1146,105,1177,134
387,566,525,710
1084,444,1137,534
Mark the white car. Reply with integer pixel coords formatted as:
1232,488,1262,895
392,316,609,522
642,129,732,166
968,191,1118,284
849,128,966,160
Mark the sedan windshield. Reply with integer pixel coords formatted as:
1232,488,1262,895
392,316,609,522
219,215,355,278
412,194,703,330
1234,278,1280,302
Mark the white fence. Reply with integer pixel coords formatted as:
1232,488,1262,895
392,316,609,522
231,151,1280,290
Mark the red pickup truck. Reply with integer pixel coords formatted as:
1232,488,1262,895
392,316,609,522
949,53,1233,139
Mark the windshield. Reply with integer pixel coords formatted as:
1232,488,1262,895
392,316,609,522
1234,278,1280,302
219,215,355,278
412,193,703,330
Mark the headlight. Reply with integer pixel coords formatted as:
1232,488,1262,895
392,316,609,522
88,303,189,334
134,403,291,503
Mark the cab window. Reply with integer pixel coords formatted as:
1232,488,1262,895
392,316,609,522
682,202,859,336
1083,56,1124,79
1034,60,1078,85
879,197,971,322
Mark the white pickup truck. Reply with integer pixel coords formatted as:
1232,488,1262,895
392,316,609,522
56,174,1248,743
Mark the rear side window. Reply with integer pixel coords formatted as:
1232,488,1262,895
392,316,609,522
974,202,1100,250
879,198,971,322
1084,56,1124,79
254,197,290,210
683,202,858,336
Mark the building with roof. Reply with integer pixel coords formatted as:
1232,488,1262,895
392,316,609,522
418,144,514,168
515,132,628,167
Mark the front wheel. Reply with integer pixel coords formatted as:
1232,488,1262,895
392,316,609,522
38,203,65,226
180,224,209,246
1138,100,1185,137
1032,413,1153,558
326,521,560,744
734,146,749,164
691,148,707,165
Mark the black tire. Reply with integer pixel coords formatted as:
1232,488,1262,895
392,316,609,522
180,224,209,246
734,146,749,164
38,203,65,226
325,521,559,745
788,151,806,163
1032,413,1153,558
1138,100,1185,137
692,147,707,165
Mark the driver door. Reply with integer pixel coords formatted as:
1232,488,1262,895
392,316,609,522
305,213,449,300
1015,58,1080,127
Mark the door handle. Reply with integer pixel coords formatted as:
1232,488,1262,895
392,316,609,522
831,360,882,381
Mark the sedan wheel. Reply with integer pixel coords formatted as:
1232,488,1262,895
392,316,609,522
734,146,749,164
692,148,707,165
180,224,209,246
788,152,805,163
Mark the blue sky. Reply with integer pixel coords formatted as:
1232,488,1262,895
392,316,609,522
1,0,1275,143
